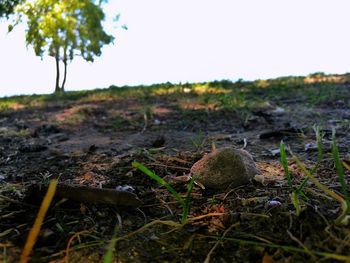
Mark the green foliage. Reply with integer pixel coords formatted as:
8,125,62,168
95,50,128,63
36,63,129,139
14,0,113,61
11,0,114,92
293,153,349,225
190,130,204,151
311,125,324,173
294,126,323,195
281,127,349,224
290,191,301,216
332,130,350,212
103,224,119,263
280,126,324,216
132,161,195,224
280,141,292,189
132,161,183,205
280,142,302,215
0,0,23,18
182,176,195,223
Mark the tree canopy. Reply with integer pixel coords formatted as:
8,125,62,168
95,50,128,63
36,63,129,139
12,0,114,92
0,0,23,18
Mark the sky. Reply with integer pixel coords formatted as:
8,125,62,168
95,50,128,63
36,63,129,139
1,0,350,97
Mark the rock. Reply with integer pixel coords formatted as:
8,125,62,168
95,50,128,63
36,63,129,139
190,148,259,189
34,124,61,137
151,135,166,148
19,142,48,152
47,133,69,143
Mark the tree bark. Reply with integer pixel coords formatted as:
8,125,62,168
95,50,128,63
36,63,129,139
61,44,69,92
54,54,61,93
61,58,67,92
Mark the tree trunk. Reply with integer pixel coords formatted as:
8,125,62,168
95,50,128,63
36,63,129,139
54,54,61,93
61,59,67,92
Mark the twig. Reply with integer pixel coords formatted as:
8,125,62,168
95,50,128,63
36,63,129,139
204,222,239,263
187,213,225,222
0,194,35,208
147,162,190,171
65,230,91,263
197,234,350,262
287,230,315,260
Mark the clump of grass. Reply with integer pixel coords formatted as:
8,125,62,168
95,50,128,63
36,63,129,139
280,126,324,216
0,127,29,138
190,130,204,151
280,141,302,216
293,155,349,225
132,161,195,224
311,125,324,173
295,126,324,196
142,105,154,132
281,126,349,224
332,129,350,214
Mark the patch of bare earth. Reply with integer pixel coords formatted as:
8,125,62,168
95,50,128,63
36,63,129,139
1,82,350,262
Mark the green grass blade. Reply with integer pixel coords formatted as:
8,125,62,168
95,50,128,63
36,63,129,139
296,178,309,200
191,130,203,150
293,152,349,224
181,176,195,224
132,161,184,205
280,141,293,189
316,127,323,165
332,130,350,212
296,126,324,195
311,125,324,175
103,225,119,263
291,191,301,216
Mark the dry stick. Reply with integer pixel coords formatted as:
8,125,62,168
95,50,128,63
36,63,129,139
183,234,196,250
239,212,270,219
142,113,148,133
287,230,315,260
64,230,91,263
114,220,182,243
164,156,190,164
62,220,179,256
110,213,225,245
204,222,240,263
148,162,190,171
0,243,12,248
235,233,273,245
324,225,350,249
187,213,224,222
342,161,350,171
51,214,227,260
44,241,103,260
0,194,35,208
197,234,350,262
19,180,58,263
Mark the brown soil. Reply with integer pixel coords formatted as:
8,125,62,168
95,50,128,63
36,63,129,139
1,78,350,262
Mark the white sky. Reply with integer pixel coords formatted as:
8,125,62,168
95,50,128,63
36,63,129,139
1,0,350,97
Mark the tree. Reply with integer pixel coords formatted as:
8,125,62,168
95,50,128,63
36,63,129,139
0,0,23,18
11,0,114,92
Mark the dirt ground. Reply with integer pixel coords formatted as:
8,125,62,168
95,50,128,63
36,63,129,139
1,75,350,262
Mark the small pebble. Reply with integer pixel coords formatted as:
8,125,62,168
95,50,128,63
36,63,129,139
266,200,282,209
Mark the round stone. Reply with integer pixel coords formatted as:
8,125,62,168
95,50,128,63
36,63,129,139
190,148,259,189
